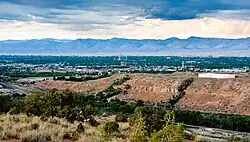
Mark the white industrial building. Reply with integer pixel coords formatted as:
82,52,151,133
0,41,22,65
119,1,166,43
198,73,235,79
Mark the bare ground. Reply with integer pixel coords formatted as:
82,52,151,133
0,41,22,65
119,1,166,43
113,74,185,103
176,77,250,115
35,74,124,93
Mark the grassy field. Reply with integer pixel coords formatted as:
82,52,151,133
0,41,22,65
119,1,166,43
0,114,130,142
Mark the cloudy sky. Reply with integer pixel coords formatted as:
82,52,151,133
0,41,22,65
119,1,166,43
0,0,250,40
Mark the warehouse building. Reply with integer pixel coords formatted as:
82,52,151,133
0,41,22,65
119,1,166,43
198,73,235,79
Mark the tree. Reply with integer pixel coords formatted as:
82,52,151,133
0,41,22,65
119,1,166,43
129,106,165,134
150,111,184,142
129,111,148,142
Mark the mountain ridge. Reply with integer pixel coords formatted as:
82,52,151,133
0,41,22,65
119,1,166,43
0,37,250,56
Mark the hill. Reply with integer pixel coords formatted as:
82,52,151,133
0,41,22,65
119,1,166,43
35,74,124,93
112,74,185,103
35,73,250,115
176,78,250,115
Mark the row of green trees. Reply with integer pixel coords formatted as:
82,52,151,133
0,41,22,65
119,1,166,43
130,106,250,133
174,109,250,132
6,90,137,123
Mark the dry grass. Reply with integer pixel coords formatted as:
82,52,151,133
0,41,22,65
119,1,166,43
0,114,80,141
0,114,129,142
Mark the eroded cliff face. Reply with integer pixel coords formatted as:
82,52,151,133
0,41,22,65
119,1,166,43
177,78,250,115
114,74,184,103
35,73,250,115
35,74,124,93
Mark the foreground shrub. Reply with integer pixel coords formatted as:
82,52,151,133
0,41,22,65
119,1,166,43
129,108,184,142
129,106,165,134
129,112,148,142
150,123,184,142
29,123,39,130
102,121,119,135
88,117,99,127
62,131,79,141
150,111,184,142
76,123,85,133
115,113,128,122
47,117,60,125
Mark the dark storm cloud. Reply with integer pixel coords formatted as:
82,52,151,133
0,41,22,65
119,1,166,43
0,0,250,21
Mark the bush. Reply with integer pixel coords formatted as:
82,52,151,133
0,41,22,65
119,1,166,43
129,113,148,142
150,123,184,142
177,77,194,92
102,121,120,136
47,117,60,125
62,131,79,141
0,95,14,113
67,107,85,122
115,113,128,122
88,117,99,127
30,123,39,130
5,89,137,125
76,123,85,133
124,84,131,89
129,106,165,134
150,111,184,142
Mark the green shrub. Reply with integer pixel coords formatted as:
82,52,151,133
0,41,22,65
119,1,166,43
76,123,85,133
177,77,194,92
87,117,99,127
115,113,128,122
47,117,60,125
150,111,184,142
129,106,165,134
102,121,120,136
30,123,39,130
62,131,79,141
129,113,148,142
150,123,184,142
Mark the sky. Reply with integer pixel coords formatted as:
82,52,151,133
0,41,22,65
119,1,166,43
0,0,250,40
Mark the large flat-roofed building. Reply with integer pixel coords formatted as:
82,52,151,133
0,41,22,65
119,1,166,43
198,73,235,79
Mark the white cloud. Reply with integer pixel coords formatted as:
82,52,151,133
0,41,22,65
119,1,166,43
0,17,250,40
0,2,250,40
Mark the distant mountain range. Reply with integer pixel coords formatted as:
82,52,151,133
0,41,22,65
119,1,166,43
0,37,250,56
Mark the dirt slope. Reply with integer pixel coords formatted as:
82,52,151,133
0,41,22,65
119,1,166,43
35,74,124,93
177,78,250,115
34,73,250,115
113,74,185,103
